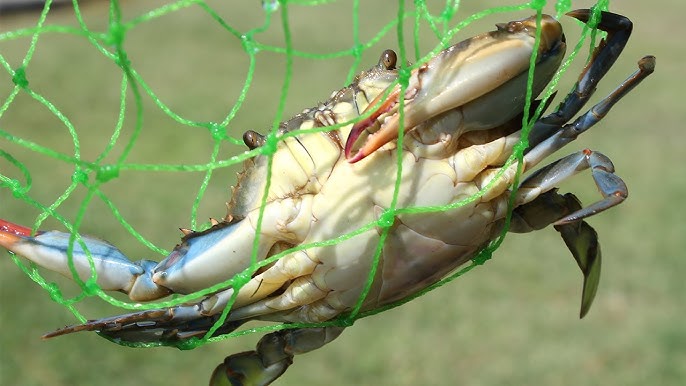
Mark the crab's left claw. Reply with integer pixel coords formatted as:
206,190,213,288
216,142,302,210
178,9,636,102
345,14,566,163
0,219,169,300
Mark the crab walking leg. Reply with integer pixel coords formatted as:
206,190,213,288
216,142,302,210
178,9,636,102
42,305,235,341
509,57,656,223
555,219,601,318
210,327,345,386
516,150,627,223
42,283,267,341
42,296,240,341
503,36,647,317
528,9,635,148
525,55,655,163
509,191,600,318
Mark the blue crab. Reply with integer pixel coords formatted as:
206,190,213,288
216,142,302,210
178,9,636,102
0,9,654,386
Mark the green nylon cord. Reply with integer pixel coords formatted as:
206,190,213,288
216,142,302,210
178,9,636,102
0,0,606,350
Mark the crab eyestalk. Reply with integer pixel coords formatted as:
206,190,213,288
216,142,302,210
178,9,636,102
345,14,566,163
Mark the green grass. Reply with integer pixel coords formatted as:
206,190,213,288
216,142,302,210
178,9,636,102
1,1,684,385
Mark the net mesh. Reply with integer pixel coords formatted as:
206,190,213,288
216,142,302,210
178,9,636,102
0,0,607,351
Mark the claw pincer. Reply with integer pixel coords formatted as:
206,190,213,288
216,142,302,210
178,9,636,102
0,220,165,299
1,9,654,386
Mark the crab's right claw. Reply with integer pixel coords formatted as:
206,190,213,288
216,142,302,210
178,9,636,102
0,219,169,301
345,14,566,163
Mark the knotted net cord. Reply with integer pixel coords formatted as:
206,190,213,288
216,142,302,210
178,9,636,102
0,0,607,351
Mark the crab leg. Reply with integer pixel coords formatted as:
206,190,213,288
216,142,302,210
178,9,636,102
526,54,655,164
528,9,636,148
509,191,600,318
57,318,344,386
517,150,627,224
210,327,345,386
510,54,655,221
505,49,654,318
42,297,251,342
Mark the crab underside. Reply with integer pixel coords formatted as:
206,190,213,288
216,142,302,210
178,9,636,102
0,9,654,386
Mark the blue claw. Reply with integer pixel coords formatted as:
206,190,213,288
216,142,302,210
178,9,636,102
0,220,169,301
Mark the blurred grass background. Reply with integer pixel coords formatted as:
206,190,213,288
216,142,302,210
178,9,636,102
1,1,683,385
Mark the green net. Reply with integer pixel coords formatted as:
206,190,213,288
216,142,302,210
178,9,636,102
0,0,607,354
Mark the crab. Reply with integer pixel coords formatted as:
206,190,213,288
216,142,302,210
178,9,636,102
0,9,654,386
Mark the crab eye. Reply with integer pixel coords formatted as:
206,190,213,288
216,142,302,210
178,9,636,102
378,49,397,70
243,130,265,150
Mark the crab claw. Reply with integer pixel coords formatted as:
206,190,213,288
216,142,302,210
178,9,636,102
345,14,566,163
0,219,169,301
0,215,278,302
